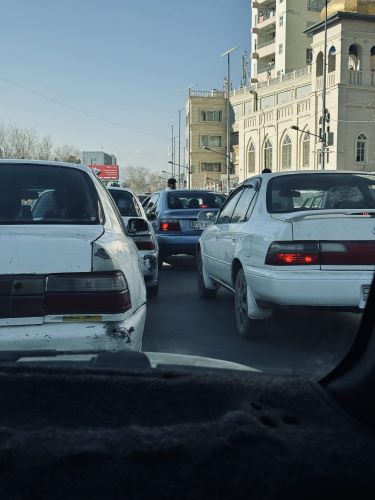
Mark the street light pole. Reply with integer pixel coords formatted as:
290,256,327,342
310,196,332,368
321,0,328,170
184,83,199,189
220,46,238,193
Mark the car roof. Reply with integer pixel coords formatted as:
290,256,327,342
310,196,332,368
243,170,375,186
0,159,93,175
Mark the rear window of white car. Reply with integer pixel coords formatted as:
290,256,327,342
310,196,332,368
167,191,225,210
0,163,100,224
108,189,143,217
267,173,375,213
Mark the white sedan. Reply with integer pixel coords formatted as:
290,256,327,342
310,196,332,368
0,160,147,351
197,171,375,337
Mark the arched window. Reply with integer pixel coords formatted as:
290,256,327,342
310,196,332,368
247,141,256,173
264,139,272,170
302,133,310,168
371,46,375,71
349,44,361,70
355,134,367,163
281,135,292,169
316,52,323,77
328,46,336,73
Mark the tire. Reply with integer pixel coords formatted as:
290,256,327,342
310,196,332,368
197,250,218,299
234,268,256,338
147,283,159,298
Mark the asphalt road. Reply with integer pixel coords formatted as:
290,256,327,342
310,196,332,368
143,256,362,378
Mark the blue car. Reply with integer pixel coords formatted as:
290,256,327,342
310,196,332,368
144,189,226,264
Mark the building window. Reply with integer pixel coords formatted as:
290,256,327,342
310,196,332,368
296,84,311,99
259,95,275,110
306,48,313,65
328,46,336,72
201,110,222,122
248,141,256,173
307,0,324,11
282,135,292,169
201,135,222,148
264,139,273,170
302,133,310,167
279,16,284,27
370,46,375,70
316,52,324,77
201,162,222,172
277,89,294,105
279,44,283,55
349,44,361,70
355,134,367,163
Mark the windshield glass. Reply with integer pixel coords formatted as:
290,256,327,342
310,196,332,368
167,191,225,209
267,173,375,213
0,0,372,385
0,164,99,224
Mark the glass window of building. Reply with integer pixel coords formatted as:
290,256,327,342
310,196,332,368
282,135,292,169
201,136,222,148
356,134,367,163
302,133,310,168
264,139,273,170
201,110,222,122
248,141,256,173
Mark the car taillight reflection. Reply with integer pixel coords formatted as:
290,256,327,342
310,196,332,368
265,241,375,266
160,220,181,232
266,242,319,266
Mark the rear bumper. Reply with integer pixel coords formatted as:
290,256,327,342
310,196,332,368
0,304,146,352
244,266,374,308
157,234,200,256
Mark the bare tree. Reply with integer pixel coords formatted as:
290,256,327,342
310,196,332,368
53,144,81,163
123,166,165,194
0,123,53,160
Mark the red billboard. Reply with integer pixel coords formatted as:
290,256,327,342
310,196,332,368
88,164,119,180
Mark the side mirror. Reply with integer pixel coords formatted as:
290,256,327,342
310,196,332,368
197,210,216,222
127,218,149,233
147,213,157,221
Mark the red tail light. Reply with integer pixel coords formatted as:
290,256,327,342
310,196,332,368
266,241,375,266
160,220,181,232
265,242,320,266
45,271,131,314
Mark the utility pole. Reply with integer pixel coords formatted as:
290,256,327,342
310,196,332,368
171,125,174,176
321,0,328,170
220,46,238,192
178,109,181,188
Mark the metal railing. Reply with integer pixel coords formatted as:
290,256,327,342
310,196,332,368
190,90,226,98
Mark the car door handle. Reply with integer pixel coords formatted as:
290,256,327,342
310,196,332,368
232,238,237,243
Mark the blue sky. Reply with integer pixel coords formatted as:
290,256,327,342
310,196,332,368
0,0,250,174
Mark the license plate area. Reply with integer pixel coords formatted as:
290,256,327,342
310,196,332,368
359,285,371,309
191,220,212,231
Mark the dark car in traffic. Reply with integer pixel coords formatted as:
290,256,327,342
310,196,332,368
144,189,225,264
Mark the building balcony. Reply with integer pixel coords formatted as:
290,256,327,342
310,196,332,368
253,0,275,8
256,42,275,60
256,14,276,30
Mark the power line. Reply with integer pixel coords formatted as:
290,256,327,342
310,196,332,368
0,74,169,143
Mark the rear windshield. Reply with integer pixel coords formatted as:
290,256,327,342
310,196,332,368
0,164,99,224
267,173,375,213
167,191,225,210
108,189,142,217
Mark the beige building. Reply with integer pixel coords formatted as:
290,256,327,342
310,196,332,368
187,0,375,189
185,90,232,189
251,0,325,82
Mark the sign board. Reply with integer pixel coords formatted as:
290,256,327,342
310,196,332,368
88,164,119,180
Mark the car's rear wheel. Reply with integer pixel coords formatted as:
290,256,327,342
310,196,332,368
235,268,267,338
197,250,218,299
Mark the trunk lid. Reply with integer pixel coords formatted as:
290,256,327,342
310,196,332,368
0,225,104,274
272,210,375,270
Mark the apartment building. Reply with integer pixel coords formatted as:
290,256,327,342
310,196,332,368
251,0,325,82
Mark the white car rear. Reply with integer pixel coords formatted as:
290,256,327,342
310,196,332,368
0,160,146,351
198,171,375,337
